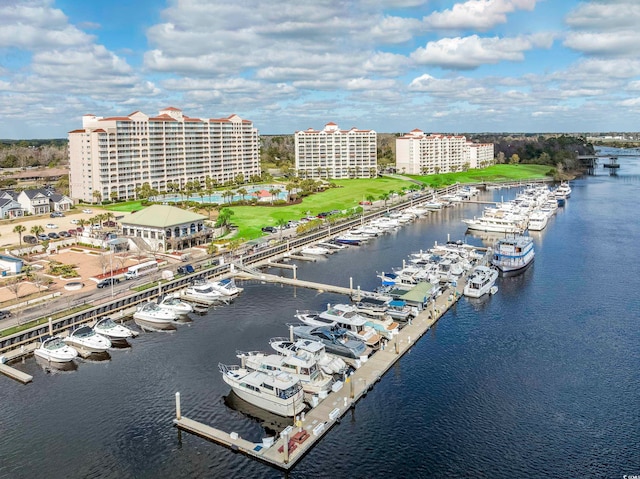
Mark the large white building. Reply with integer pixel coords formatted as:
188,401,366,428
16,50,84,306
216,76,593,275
295,122,377,179
69,107,260,203
396,130,494,174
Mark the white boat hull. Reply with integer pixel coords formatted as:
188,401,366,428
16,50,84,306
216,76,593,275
222,373,305,417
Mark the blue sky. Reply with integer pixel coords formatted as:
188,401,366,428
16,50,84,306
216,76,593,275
1,0,640,138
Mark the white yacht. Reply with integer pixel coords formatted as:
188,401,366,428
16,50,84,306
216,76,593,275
211,278,243,297
491,235,535,274
181,281,229,304
133,302,177,330
555,181,572,199
269,337,348,375
300,246,332,256
297,304,381,347
34,335,78,363
462,211,527,234
158,294,194,316
463,266,499,298
236,350,334,396
93,317,135,341
218,363,305,417
527,210,549,231
63,326,111,353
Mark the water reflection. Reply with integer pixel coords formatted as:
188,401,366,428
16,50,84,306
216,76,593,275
223,391,294,436
34,356,78,373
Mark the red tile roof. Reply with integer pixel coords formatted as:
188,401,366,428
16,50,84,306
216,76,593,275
68,129,85,133
162,106,182,111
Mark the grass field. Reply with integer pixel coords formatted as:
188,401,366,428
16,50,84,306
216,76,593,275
102,164,553,240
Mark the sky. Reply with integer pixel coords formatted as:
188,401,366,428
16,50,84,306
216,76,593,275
1,0,640,138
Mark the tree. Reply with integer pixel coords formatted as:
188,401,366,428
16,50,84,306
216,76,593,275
215,208,234,229
222,190,234,204
93,190,102,205
110,191,119,202
30,224,44,238
379,192,390,207
6,276,24,304
206,241,218,256
13,225,26,248
275,217,288,240
509,154,520,165
237,188,248,203
269,188,281,204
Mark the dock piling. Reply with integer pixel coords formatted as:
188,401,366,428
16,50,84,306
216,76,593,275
282,429,289,463
175,392,181,420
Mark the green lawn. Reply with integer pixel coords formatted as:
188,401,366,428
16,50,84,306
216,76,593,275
411,164,552,187
101,165,553,241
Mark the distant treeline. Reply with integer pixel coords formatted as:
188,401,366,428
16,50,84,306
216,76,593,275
0,139,68,169
470,134,595,171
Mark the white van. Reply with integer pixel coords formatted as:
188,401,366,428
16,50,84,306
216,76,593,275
124,260,158,280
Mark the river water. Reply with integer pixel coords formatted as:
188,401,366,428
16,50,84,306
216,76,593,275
1,149,639,478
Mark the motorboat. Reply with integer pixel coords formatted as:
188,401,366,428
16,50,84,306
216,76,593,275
34,335,78,363
527,210,549,231
306,303,381,347
292,325,369,359
299,246,332,256
236,350,334,396
133,302,177,330
158,293,194,316
555,181,572,200
491,235,535,275
317,241,347,250
269,337,348,375
462,212,527,234
181,281,229,304
364,316,399,340
63,326,111,353
93,317,136,341
218,363,305,417
211,278,243,297
385,299,417,321
334,234,365,245
463,265,499,298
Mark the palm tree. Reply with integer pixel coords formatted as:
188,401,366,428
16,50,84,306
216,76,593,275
275,217,288,240
30,225,44,238
269,188,281,204
92,190,102,205
237,188,248,203
379,192,390,208
223,190,234,204
13,225,26,248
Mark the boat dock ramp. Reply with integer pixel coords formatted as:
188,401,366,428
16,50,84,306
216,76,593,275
0,343,37,383
174,275,465,470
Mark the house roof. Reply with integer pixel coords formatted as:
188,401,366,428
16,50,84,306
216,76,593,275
400,282,436,303
120,205,206,228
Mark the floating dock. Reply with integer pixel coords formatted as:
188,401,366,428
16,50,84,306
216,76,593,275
0,343,37,383
174,276,464,470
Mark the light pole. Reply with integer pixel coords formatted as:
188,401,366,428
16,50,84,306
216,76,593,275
109,245,115,298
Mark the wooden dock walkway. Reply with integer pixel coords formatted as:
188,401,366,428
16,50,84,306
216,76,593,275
0,343,37,383
233,271,373,298
174,277,465,470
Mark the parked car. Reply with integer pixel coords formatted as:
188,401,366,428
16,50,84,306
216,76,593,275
359,200,372,205
45,223,58,229
23,235,38,244
68,229,78,235
58,231,71,238
82,209,93,214
50,211,64,218
177,264,195,275
47,232,60,239
261,226,277,233
96,277,120,288
70,219,80,224
0,310,11,320
103,220,117,227
37,233,49,241
76,227,83,233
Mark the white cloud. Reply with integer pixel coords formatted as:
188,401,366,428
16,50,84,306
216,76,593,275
410,33,554,69
564,31,640,57
565,0,640,30
424,0,538,31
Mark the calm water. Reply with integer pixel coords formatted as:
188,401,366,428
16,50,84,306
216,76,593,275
2,152,639,478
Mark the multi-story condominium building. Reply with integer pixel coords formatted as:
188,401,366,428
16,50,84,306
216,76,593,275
69,107,260,203
466,142,495,168
396,129,493,174
295,122,377,179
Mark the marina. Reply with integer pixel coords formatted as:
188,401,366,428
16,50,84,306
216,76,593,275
1,161,639,478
